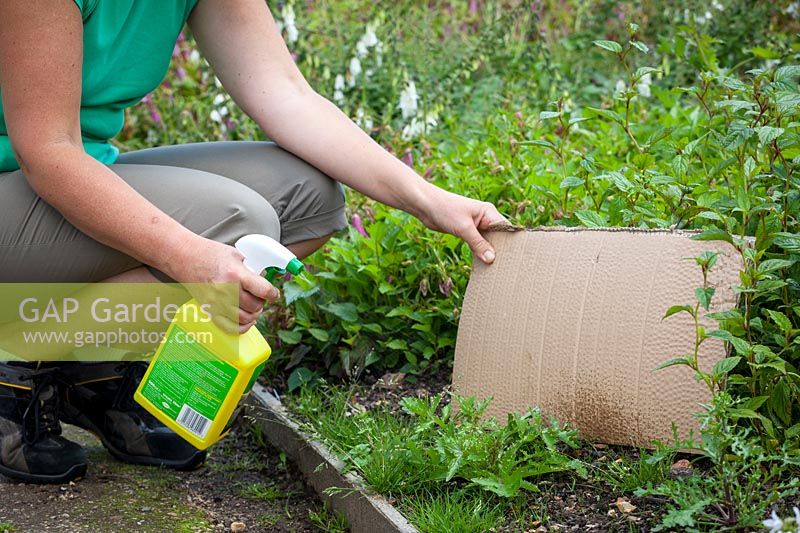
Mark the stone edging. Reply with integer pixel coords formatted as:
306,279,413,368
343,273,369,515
245,383,419,533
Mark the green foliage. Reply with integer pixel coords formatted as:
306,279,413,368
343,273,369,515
307,503,349,533
598,446,675,494
260,5,800,395
289,385,584,498
273,211,466,380
236,481,296,502
400,490,504,533
637,393,800,531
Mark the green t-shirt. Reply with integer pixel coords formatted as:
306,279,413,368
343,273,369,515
0,0,198,172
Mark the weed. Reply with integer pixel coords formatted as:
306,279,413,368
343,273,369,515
255,511,281,528
307,503,348,533
206,440,268,474
278,451,289,473
598,447,675,494
638,393,800,530
243,415,270,450
290,385,585,498
401,490,504,533
236,482,297,502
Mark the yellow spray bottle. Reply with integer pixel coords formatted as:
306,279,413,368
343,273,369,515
133,234,303,450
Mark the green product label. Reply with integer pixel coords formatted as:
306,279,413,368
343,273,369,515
139,324,238,438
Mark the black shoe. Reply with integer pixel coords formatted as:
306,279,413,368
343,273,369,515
0,363,88,484
59,362,206,470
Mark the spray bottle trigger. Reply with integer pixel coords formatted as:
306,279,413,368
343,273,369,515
265,267,285,283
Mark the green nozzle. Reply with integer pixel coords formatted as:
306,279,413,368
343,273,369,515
286,258,304,275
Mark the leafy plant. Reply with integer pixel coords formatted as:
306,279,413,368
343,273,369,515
307,503,349,533
637,393,800,530
289,384,584,499
598,446,675,494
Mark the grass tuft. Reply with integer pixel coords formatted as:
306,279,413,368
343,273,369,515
401,491,503,533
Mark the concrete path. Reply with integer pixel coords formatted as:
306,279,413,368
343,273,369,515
0,423,328,532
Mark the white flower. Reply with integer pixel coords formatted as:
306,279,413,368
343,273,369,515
188,49,201,64
401,113,437,140
286,24,299,44
348,57,362,86
219,106,229,117
694,12,710,24
334,74,345,101
210,109,223,123
399,80,418,119
280,5,298,43
787,2,800,18
637,73,652,98
764,510,784,532
365,68,373,78
355,24,379,58
362,25,379,48
213,94,226,106
281,4,296,25
355,108,373,131
334,74,345,91
705,10,713,20
614,79,626,95
712,0,724,10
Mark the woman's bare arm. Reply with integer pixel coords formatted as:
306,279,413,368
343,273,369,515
189,0,507,263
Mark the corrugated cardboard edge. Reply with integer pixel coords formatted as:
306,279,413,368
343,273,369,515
487,223,707,235
246,383,419,533
453,226,743,448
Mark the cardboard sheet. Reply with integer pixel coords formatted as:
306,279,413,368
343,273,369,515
452,227,741,447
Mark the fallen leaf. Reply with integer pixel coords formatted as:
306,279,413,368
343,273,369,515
230,522,246,532
615,497,636,513
669,459,693,478
376,372,406,390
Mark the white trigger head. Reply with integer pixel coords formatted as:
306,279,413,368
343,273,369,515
234,234,298,275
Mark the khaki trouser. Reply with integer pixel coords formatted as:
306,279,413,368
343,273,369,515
0,141,346,282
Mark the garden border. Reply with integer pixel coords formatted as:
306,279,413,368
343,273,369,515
245,383,419,533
